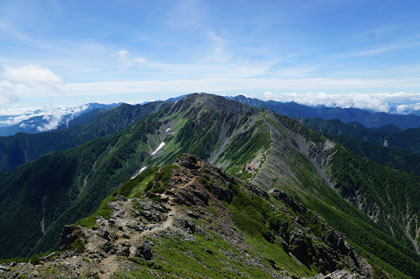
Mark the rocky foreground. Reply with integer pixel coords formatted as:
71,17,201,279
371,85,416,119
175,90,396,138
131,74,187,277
1,154,371,278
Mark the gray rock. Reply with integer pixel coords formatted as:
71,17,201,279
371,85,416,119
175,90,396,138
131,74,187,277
116,241,131,257
136,241,153,260
179,218,196,233
143,210,160,222
312,270,366,279
101,240,113,253
0,264,10,271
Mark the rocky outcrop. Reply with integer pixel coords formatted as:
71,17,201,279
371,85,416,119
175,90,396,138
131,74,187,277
269,187,372,277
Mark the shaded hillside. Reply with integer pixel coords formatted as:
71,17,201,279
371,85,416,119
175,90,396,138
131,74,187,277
0,101,168,171
302,117,420,156
302,117,420,166
324,133,420,177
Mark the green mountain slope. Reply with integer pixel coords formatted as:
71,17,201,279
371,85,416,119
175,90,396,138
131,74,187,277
1,93,420,277
241,113,420,278
322,133,420,177
0,101,168,171
0,94,268,259
1,154,373,278
302,117,420,156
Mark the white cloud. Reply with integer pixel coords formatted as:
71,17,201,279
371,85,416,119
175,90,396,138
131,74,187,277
341,41,420,58
275,65,318,78
0,80,19,105
0,92,19,106
60,78,420,112
261,92,391,112
36,114,63,132
258,92,420,112
63,77,420,97
207,31,230,63
118,50,129,59
0,113,39,126
395,102,420,114
0,64,63,106
133,56,147,64
35,104,89,131
2,64,62,86
0,103,90,132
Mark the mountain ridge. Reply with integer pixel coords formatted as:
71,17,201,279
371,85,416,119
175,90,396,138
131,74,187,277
0,93,419,277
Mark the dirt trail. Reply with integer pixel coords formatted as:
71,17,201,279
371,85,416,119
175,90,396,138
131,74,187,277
100,255,118,279
144,205,176,236
131,174,199,242
98,193,180,278
130,196,177,249
97,172,201,278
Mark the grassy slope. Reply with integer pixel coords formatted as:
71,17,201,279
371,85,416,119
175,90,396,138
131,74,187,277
1,94,420,278
99,160,354,278
0,95,268,259
241,114,420,278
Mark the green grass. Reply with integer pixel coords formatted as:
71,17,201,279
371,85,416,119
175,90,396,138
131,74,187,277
115,167,157,197
218,120,271,174
151,233,273,278
76,195,116,228
112,270,156,279
244,235,315,277
145,165,179,194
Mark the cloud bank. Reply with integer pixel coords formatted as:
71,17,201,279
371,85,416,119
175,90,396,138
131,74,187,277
2,64,62,86
260,92,420,113
0,64,63,106
0,104,89,132
2,64,420,116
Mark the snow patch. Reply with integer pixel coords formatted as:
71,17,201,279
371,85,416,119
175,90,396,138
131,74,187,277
131,166,147,180
165,128,171,133
151,142,165,155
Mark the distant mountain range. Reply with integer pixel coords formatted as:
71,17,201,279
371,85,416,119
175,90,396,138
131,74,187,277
0,102,168,172
0,103,120,136
2,95,420,138
229,95,420,129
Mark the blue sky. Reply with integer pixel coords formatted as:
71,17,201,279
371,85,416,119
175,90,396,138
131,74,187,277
1,0,420,114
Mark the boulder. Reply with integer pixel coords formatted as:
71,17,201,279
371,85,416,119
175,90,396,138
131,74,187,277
0,264,10,271
136,241,153,260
